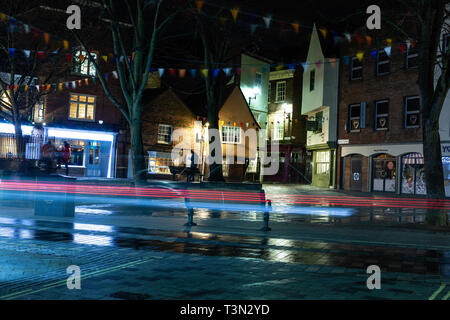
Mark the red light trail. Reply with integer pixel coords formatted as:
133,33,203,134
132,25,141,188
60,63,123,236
0,180,449,210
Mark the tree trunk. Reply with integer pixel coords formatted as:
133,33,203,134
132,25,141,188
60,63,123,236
423,119,448,226
130,120,146,184
422,120,445,198
14,121,24,160
207,108,225,182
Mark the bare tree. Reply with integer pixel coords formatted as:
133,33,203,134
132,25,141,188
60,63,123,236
71,0,178,182
413,0,449,225
0,6,64,160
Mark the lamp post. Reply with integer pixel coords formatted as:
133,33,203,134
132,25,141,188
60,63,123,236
200,122,209,181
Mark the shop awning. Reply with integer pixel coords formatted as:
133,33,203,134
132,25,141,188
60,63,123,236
403,153,424,164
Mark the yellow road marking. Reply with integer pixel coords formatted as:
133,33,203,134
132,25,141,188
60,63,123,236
429,284,446,300
442,290,450,300
0,259,152,300
0,289,32,299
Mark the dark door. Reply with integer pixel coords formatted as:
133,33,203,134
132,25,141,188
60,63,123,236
350,158,362,191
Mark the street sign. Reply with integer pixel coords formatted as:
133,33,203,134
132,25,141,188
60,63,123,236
338,139,349,145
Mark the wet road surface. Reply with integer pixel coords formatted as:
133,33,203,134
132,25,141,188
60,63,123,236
0,183,449,299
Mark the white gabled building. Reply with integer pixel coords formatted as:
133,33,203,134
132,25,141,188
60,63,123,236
301,24,339,188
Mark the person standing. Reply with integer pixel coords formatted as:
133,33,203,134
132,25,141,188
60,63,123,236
188,150,197,182
58,141,71,175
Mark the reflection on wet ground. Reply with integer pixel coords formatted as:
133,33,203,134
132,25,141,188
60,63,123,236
75,202,431,225
0,217,449,276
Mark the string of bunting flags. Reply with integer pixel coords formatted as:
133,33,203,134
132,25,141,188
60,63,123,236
0,8,418,86
193,116,301,130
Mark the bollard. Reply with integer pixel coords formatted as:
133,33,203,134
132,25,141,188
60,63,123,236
260,200,272,231
184,197,197,226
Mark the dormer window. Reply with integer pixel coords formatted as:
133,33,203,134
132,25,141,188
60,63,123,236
72,50,97,77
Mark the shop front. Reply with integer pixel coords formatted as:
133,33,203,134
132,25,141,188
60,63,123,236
442,142,450,197
400,153,426,195
309,144,336,188
46,127,117,178
341,143,424,194
372,154,397,192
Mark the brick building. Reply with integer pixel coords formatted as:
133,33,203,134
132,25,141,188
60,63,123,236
138,84,260,182
336,32,426,194
265,68,308,183
0,4,129,178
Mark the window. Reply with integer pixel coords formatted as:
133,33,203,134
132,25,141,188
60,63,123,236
69,93,96,121
273,121,284,140
349,104,361,132
148,151,173,174
0,90,11,115
373,154,396,192
157,124,173,144
316,151,330,175
268,82,271,102
376,50,390,76
72,50,97,76
375,100,389,130
315,111,323,133
33,99,45,122
54,139,85,166
275,81,286,102
406,46,418,69
350,56,363,80
404,96,420,128
309,69,315,91
222,126,241,144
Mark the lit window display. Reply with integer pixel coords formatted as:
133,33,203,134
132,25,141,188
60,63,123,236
148,151,173,174
401,153,426,195
373,154,396,192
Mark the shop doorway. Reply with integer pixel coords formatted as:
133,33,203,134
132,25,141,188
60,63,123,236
86,141,101,177
372,154,396,192
350,156,363,191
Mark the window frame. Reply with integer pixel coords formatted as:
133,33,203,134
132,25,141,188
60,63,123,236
376,49,391,76
157,124,173,145
33,96,46,123
68,93,96,122
349,103,361,132
273,121,284,140
72,49,98,77
221,126,241,144
405,46,419,69
350,56,363,80
315,150,330,175
374,99,389,131
275,81,286,102
404,95,421,129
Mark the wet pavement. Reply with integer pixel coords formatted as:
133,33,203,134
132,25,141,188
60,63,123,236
0,183,449,299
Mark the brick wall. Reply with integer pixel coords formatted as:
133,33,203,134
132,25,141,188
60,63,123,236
338,43,422,144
